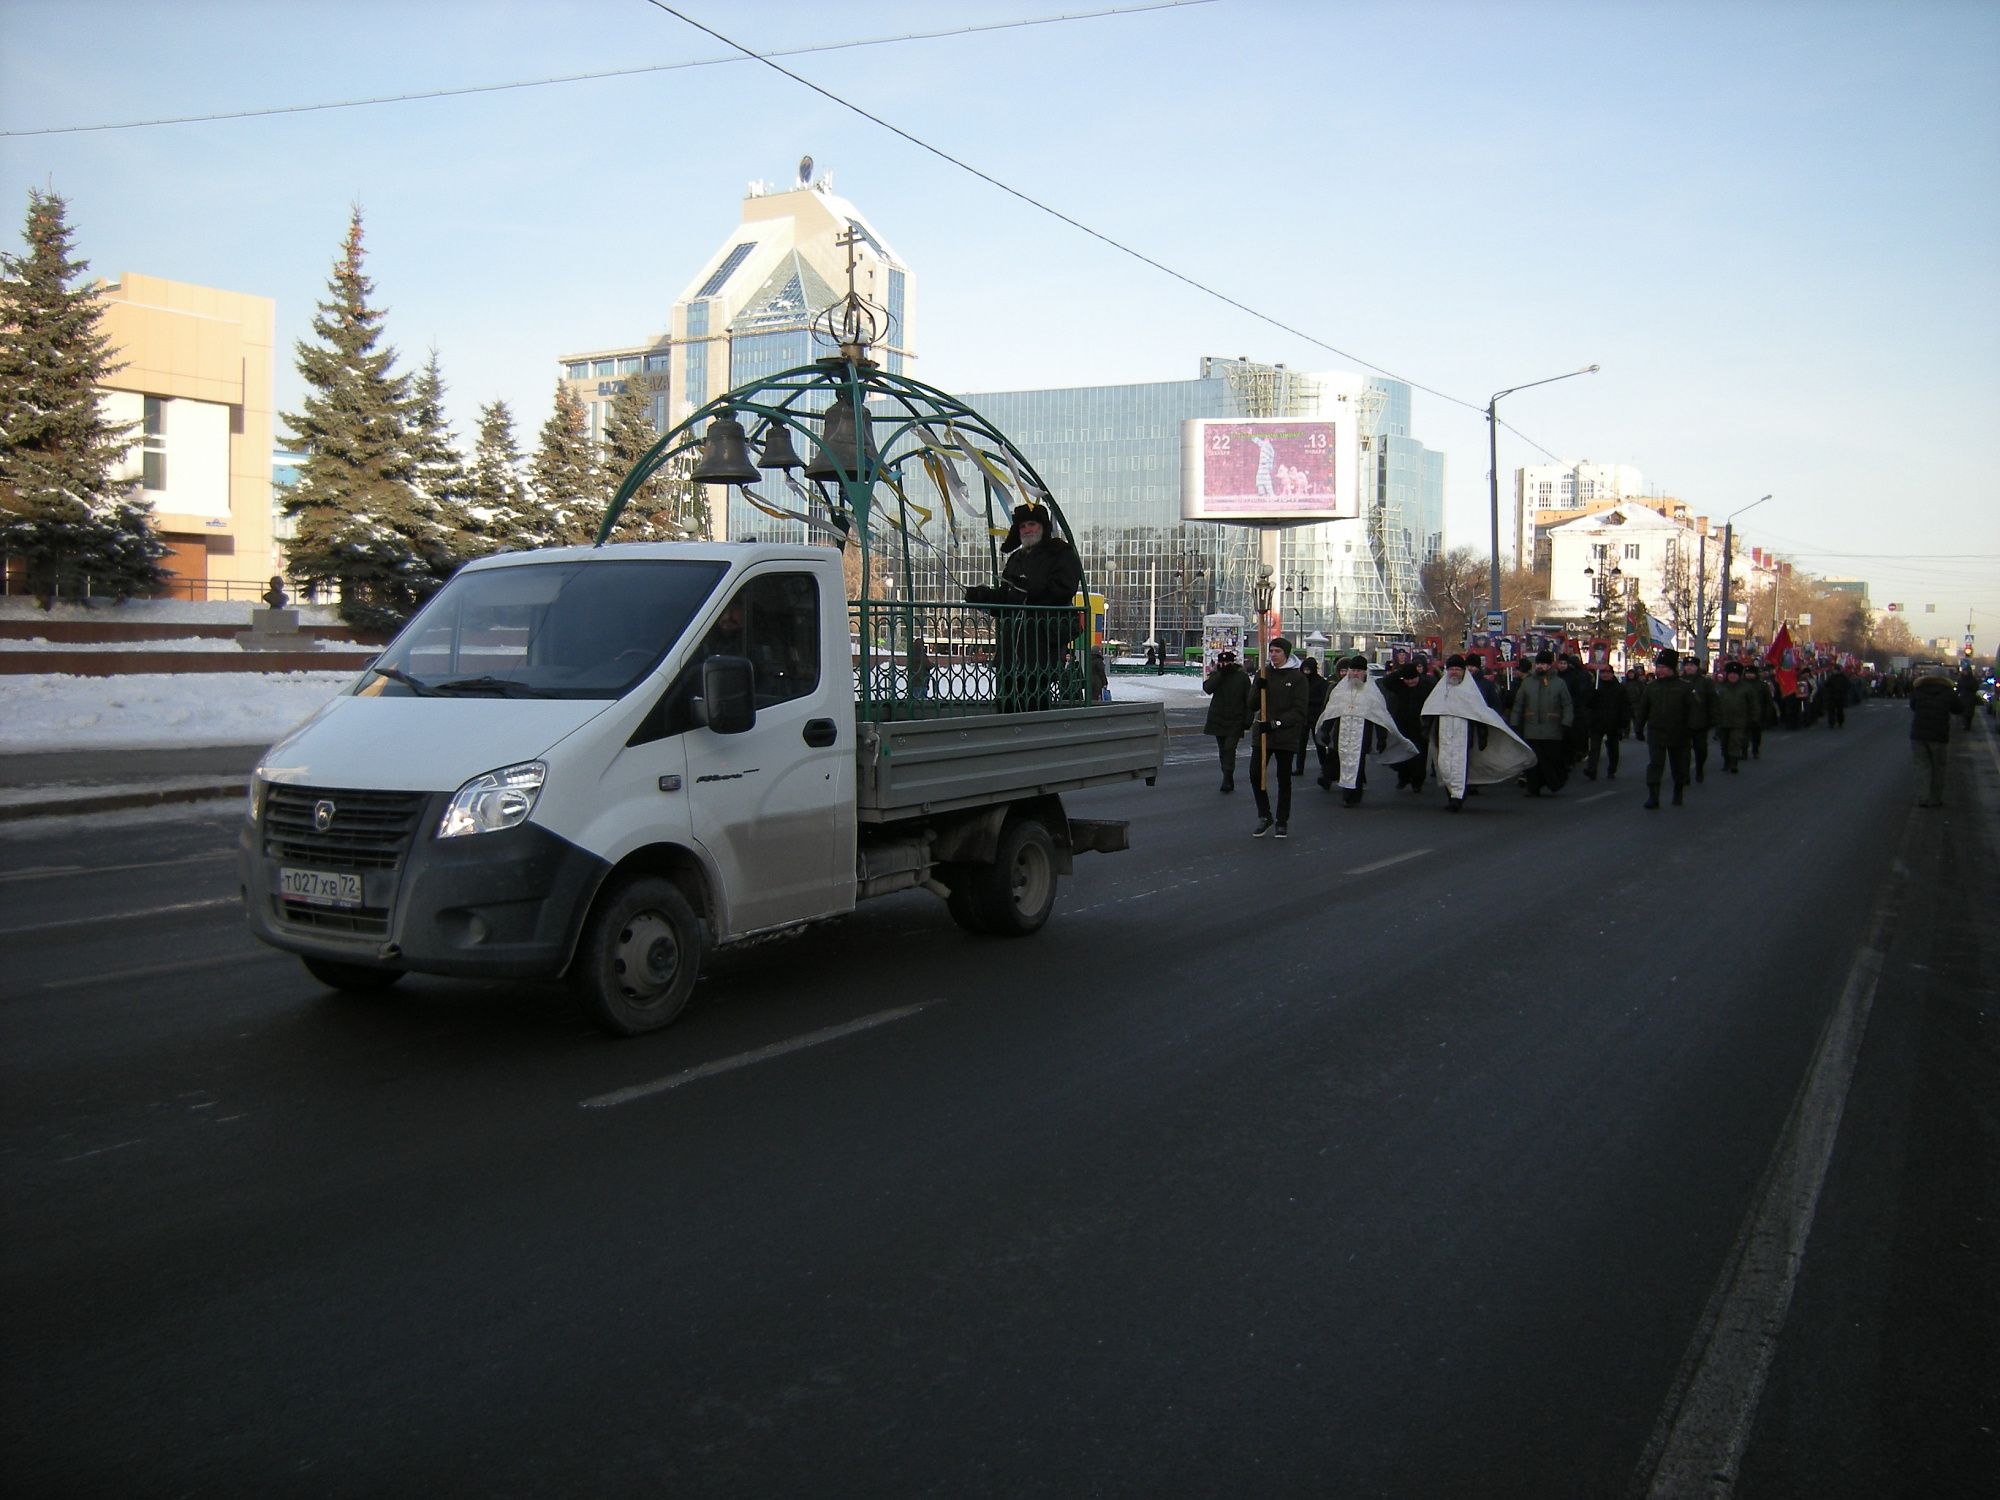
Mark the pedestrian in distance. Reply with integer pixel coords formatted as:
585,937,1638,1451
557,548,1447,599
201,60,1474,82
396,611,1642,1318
1680,656,1717,784
1382,663,1431,792
1822,665,1852,729
1910,668,1958,807
1634,648,1698,808
1559,652,1595,768
1201,649,1254,793
1744,661,1775,758
1249,636,1307,839
1420,655,1537,812
1713,660,1760,772
1956,664,1980,732
1296,654,1331,776
1509,650,1575,795
1582,660,1629,779
1313,654,1419,807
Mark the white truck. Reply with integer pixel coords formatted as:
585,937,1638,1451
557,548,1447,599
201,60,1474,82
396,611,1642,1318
239,542,1165,1035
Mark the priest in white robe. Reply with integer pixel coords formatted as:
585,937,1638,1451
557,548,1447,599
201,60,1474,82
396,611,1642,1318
1312,656,1419,806
1420,654,1538,812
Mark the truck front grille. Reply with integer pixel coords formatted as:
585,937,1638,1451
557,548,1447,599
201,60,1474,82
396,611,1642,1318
263,785,426,871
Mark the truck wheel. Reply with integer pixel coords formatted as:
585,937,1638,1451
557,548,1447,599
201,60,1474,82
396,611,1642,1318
572,876,705,1037
301,955,404,992
970,818,1058,937
939,863,991,934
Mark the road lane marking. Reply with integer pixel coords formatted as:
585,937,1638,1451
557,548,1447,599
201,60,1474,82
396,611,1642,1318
0,850,233,885
1341,848,1432,876
1575,790,1618,804
1635,818,1911,1499
0,895,236,939
59,1139,143,1163
580,1002,938,1109
38,949,292,992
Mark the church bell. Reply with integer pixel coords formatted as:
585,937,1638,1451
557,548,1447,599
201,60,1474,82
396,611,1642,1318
753,421,804,472
689,409,761,486
802,398,878,483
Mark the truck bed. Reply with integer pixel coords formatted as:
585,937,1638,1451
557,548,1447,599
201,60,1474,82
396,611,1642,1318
854,701,1167,823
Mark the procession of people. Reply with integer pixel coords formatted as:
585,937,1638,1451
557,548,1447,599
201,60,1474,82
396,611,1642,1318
1197,640,1980,834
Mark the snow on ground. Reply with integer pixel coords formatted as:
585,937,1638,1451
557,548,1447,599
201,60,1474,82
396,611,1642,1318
6,635,360,652
0,662,1207,755
0,670,358,752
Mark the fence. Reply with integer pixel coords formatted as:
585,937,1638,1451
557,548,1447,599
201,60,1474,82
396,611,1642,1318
848,599,1099,722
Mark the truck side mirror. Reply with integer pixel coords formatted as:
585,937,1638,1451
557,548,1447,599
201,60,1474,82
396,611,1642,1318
696,655,756,734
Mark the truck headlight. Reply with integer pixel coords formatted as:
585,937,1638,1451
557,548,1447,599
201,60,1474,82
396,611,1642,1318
438,761,546,839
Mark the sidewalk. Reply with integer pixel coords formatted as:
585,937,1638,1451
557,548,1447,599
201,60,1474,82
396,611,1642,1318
0,744,264,822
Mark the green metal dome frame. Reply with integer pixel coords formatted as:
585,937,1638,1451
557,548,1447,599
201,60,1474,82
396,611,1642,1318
598,354,1095,719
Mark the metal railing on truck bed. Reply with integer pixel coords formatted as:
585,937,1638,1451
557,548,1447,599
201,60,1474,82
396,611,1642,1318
848,598,1098,723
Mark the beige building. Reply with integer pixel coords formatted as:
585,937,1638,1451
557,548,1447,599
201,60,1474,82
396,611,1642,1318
96,273,277,598
558,165,914,539
1523,494,1691,571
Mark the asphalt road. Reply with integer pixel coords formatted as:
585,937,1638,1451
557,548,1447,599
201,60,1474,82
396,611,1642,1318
2,702,1992,1498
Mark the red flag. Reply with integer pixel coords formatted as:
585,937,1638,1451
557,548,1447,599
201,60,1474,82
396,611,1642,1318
1765,624,1798,697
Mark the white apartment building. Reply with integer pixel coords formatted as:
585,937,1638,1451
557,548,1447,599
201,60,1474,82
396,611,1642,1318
1514,459,1644,567
1545,503,1687,631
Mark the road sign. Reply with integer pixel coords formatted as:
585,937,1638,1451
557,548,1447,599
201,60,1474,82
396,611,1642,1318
1485,610,1507,632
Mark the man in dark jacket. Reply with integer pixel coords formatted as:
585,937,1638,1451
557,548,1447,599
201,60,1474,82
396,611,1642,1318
1383,663,1430,791
1582,661,1629,780
1201,649,1254,792
1743,662,1775,759
1822,666,1852,729
1713,660,1760,772
967,503,1082,713
1910,669,1958,807
1559,654,1594,768
1250,636,1307,838
1295,655,1331,776
1634,648,1698,808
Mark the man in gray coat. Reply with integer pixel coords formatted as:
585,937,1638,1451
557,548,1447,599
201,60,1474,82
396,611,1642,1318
1508,650,1575,795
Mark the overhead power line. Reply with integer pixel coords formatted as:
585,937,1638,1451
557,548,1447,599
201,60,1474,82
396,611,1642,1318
644,0,1570,463
0,2,1214,138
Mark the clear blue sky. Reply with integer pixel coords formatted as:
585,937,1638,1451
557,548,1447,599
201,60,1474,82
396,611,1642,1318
5,0,1996,650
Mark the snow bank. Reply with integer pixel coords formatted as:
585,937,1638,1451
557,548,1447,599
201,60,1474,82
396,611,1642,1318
0,671,357,751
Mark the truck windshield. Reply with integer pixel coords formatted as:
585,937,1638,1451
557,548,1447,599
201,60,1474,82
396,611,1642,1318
362,558,729,700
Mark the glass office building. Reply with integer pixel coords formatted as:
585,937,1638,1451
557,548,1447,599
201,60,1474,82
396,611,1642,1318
946,361,1447,655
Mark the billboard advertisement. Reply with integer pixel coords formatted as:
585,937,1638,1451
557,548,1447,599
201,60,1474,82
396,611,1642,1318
1180,417,1354,522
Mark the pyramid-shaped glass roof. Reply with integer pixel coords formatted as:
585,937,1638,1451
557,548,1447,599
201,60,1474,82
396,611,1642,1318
729,252,839,333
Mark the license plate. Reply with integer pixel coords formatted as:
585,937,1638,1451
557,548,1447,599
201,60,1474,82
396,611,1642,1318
279,867,363,908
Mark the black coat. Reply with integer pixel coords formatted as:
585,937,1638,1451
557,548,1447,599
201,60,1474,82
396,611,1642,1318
1910,677,1957,743
1202,664,1255,736
1254,665,1310,753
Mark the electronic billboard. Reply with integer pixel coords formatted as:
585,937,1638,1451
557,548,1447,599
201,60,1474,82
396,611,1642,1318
1180,417,1353,522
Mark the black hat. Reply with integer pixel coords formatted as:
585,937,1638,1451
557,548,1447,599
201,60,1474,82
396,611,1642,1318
1215,649,1238,664
1723,660,1742,674
1445,653,1467,669
999,502,1056,552
1656,648,1680,669
1397,664,1419,681
1346,655,1370,671
1268,635,1293,654
1534,650,1555,665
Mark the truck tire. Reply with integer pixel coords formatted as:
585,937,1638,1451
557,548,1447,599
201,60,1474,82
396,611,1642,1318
572,876,705,1037
301,955,405,993
967,817,1058,937
939,863,991,934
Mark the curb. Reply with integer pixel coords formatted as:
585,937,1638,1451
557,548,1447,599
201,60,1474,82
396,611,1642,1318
0,780,246,823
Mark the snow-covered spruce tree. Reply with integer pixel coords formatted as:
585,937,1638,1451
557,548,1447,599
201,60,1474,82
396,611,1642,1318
404,347,478,581
529,380,599,546
467,399,543,551
0,188,167,606
599,371,693,539
281,208,427,630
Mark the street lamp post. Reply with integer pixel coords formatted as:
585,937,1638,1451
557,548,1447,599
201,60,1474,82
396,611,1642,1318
1717,493,1772,664
1487,363,1600,633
